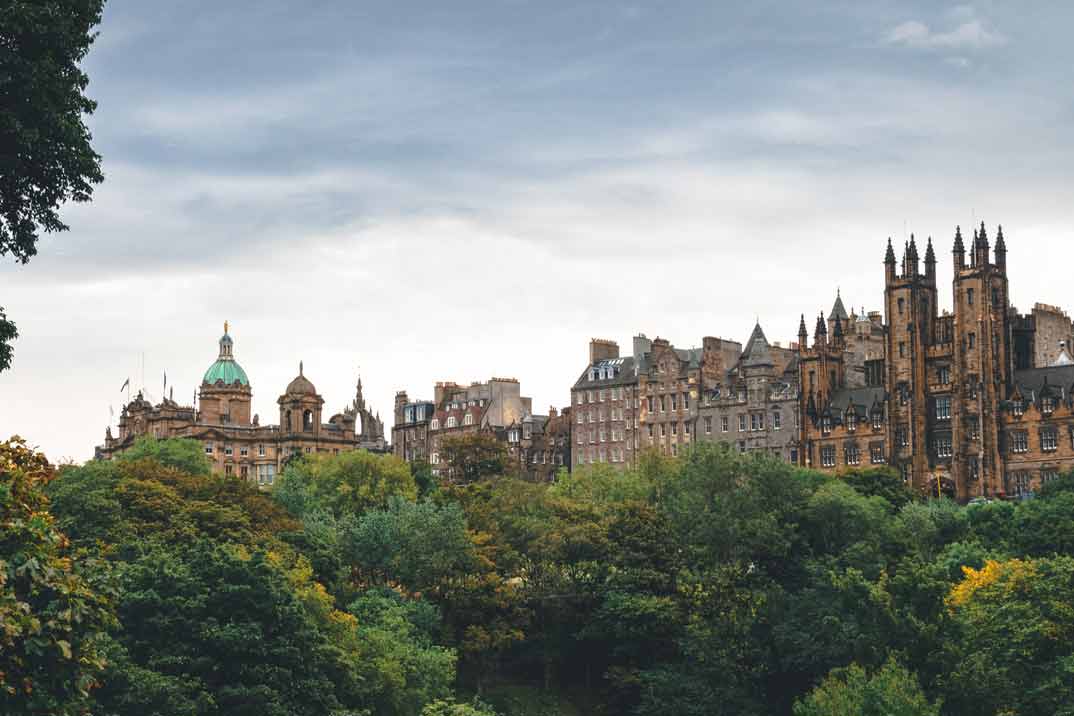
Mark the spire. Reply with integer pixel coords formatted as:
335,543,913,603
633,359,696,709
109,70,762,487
814,312,827,340
924,236,936,264
829,290,849,322
798,313,808,340
884,237,896,264
953,225,965,254
978,221,988,247
832,312,844,341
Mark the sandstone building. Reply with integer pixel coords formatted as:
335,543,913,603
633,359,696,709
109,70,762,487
798,224,1074,499
506,407,572,482
694,323,801,462
97,325,387,483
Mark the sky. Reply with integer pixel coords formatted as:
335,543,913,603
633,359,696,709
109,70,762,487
3,1,1074,461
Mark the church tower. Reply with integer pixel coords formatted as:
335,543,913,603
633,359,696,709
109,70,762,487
950,223,1012,496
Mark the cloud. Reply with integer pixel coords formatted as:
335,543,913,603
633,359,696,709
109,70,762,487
886,18,1006,50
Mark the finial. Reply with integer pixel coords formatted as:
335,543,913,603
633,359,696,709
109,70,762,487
299,360,304,376
224,320,229,335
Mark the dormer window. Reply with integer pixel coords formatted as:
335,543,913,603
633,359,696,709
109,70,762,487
1043,397,1056,416
846,413,856,432
589,369,597,381
431,418,440,430
464,413,474,426
446,416,458,428
1013,401,1024,417
872,412,883,430
821,417,832,435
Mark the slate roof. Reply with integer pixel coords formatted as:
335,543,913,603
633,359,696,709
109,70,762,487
827,386,885,418
1011,365,1074,400
572,356,637,389
829,292,849,322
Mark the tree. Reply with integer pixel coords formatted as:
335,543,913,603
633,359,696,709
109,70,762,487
793,659,939,716
117,436,212,476
0,437,115,715
0,0,105,263
439,433,510,484
273,450,416,518
1,0,106,371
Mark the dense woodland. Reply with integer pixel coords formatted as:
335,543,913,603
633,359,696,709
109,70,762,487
5,434,1074,715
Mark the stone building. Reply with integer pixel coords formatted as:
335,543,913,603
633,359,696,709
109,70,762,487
695,323,800,462
97,325,387,484
798,224,1074,500
391,377,534,477
570,337,643,468
506,406,572,482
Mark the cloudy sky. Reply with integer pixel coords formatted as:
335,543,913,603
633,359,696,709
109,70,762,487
3,1,1073,461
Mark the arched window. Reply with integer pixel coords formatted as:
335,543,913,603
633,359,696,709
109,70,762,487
303,409,314,431
285,410,292,431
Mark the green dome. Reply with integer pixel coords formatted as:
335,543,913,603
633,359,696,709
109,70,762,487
202,327,249,386
203,358,249,386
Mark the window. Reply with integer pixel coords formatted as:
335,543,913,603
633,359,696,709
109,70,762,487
464,413,474,426
821,446,836,467
846,414,856,433
204,442,213,455
1042,428,1058,452
936,396,951,420
739,440,747,454
938,366,951,385
899,342,906,358
870,443,885,464
898,385,908,406
705,416,713,434
1009,472,1031,497
1043,397,1056,415
1012,401,1024,417
258,444,265,457
431,452,439,465
660,423,667,437
968,332,976,349
577,432,584,445
721,416,729,433
671,423,678,436
576,392,583,405
224,444,233,456
821,417,832,435
968,417,980,440
446,416,457,428
225,464,233,476
240,446,249,457
431,418,440,430
898,297,905,315
773,411,782,430
240,465,249,478
872,412,883,430
845,444,860,465
577,412,584,425
896,426,909,448
751,414,760,431
992,287,1000,307
588,411,595,423
790,448,799,464
683,393,690,410
599,429,606,443
599,389,606,402
303,410,314,431
660,395,667,412
647,424,654,439
967,457,979,481
967,288,974,306
1011,431,1029,453
305,446,312,454
739,414,747,432
671,394,678,411
587,390,594,403
934,436,952,458
1042,469,1059,485
647,396,654,413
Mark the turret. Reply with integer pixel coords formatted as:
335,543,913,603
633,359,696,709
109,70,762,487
975,221,990,267
884,237,897,282
907,234,919,277
832,309,845,347
952,225,965,270
798,314,809,350
924,236,936,283
994,224,1007,271
814,312,827,347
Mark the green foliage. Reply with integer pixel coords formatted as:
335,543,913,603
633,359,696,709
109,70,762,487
422,698,498,716
0,0,105,264
840,467,916,510
793,659,939,716
0,437,115,715
274,449,416,518
439,432,511,484
116,436,212,476
0,305,16,372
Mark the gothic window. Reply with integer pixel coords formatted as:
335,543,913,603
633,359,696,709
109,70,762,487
1042,428,1058,452
1042,397,1056,415
872,411,883,430
969,417,980,441
1010,431,1029,453
938,366,951,385
967,457,979,481
1009,472,1030,497
821,416,832,435
1012,401,1024,417
671,394,678,411
773,411,782,430
992,287,999,307
660,423,666,437
896,425,909,447
671,423,678,436
934,436,952,458
846,413,856,433
870,443,885,464
647,396,655,413
1042,469,1059,485
845,444,861,465
936,397,951,420
821,446,836,467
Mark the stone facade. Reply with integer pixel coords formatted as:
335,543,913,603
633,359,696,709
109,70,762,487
392,377,534,477
570,338,642,468
97,326,387,485
506,407,572,482
695,324,800,461
798,224,1074,500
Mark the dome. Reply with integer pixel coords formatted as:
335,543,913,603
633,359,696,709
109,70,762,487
203,358,250,386
202,322,250,386
285,361,317,395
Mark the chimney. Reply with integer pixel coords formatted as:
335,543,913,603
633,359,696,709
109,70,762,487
633,334,653,360
589,338,620,364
